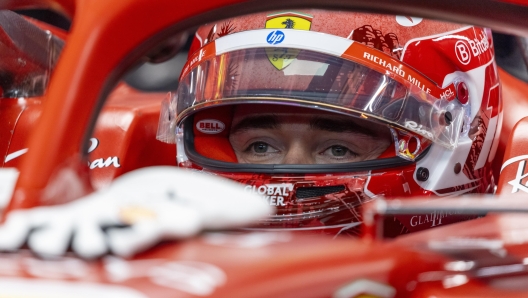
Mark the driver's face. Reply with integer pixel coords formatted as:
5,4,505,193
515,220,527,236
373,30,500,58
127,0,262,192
228,105,392,164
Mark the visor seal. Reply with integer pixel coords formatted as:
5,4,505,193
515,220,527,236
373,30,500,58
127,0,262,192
183,116,424,174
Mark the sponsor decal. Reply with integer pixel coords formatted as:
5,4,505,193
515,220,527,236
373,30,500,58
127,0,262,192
395,16,423,27
87,138,121,170
362,50,436,93
90,157,121,169
344,43,460,97
455,40,471,65
362,51,405,76
265,12,313,70
245,183,293,206
454,32,490,66
440,88,455,100
88,138,99,153
180,42,216,79
266,30,285,45
404,121,434,139
502,156,528,193
410,211,453,228
196,119,225,134
469,32,490,57
191,49,206,66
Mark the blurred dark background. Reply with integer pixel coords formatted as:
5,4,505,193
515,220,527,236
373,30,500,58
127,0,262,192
15,9,528,91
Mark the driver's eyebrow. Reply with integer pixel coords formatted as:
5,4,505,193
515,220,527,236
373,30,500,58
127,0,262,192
230,115,279,134
310,117,381,137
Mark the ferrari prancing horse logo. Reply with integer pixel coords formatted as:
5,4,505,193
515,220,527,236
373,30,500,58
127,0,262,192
265,12,313,70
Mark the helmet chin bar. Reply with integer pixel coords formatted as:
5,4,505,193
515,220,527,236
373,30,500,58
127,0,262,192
182,116,427,174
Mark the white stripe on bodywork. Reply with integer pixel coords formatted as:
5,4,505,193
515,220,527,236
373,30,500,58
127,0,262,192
334,278,396,298
0,278,148,298
501,155,528,173
0,168,18,210
4,148,28,163
215,29,353,57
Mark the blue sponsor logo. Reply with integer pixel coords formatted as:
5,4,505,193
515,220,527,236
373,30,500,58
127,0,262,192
266,30,285,45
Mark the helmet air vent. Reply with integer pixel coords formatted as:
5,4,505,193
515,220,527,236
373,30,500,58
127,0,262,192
295,185,346,200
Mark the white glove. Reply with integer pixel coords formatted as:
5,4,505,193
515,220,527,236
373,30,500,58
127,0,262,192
0,166,273,258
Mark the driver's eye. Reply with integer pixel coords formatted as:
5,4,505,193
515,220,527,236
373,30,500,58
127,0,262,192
242,141,279,156
320,145,358,160
330,145,348,156
252,142,269,153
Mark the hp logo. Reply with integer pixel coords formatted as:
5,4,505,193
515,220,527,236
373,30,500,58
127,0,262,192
267,30,285,45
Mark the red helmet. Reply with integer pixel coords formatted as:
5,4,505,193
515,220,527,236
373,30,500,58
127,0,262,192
157,10,502,236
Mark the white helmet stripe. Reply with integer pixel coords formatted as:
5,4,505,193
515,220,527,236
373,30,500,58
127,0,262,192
215,29,353,57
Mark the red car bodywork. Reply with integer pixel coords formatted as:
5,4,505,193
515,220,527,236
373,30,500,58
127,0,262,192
3,0,528,297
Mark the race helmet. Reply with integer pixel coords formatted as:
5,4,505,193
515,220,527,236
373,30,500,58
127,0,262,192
157,10,502,236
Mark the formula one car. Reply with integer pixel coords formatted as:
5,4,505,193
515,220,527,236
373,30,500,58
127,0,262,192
2,0,528,297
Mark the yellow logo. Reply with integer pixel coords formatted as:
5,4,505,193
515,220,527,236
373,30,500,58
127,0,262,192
265,12,312,70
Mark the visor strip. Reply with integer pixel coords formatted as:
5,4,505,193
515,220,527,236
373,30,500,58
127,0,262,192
180,29,457,100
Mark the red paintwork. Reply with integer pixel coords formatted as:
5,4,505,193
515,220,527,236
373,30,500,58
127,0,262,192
3,0,528,297
2,87,174,189
88,84,174,189
0,99,26,166
495,69,528,195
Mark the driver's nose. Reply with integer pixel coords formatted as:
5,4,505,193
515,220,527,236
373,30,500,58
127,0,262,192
281,142,315,164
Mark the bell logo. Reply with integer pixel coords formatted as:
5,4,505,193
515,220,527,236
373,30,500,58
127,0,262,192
196,119,225,134
455,40,471,65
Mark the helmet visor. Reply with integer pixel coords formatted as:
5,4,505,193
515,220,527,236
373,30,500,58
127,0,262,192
171,47,463,149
